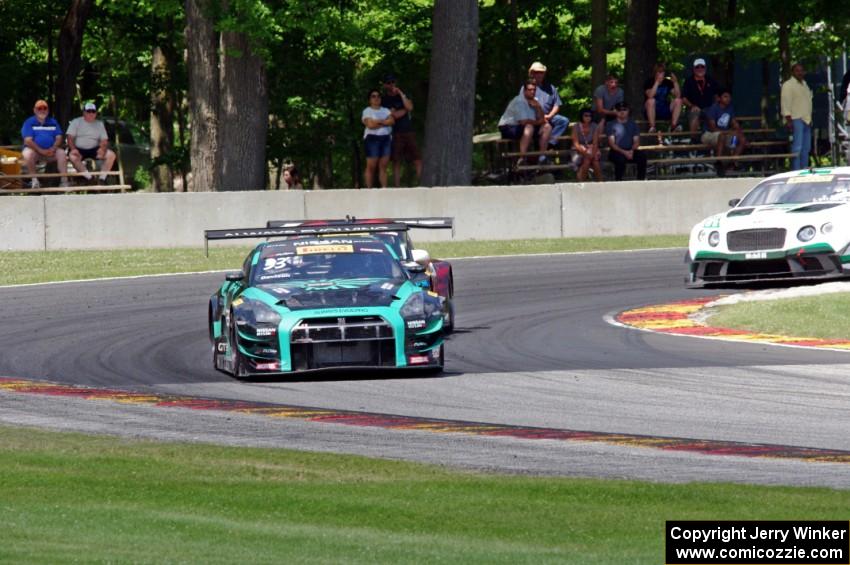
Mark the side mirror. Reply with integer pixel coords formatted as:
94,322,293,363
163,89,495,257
411,248,430,266
404,261,426,273
225,271,245,282
728,198,741,208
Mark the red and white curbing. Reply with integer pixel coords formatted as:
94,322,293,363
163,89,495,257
612,293,850,352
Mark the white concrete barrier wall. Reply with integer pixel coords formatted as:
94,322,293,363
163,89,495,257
0,196,46,251
0,177,764,251
561,178,755,237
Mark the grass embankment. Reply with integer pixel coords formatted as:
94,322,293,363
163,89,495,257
709,293,850,340
0,235,685,285
2,426,848,564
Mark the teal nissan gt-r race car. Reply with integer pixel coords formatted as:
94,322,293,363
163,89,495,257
207,234,446,378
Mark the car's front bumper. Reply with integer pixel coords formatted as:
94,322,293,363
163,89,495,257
686,246,850,287
216,306,444,376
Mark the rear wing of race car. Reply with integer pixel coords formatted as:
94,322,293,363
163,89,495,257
203,217,453,256
266,216,454,232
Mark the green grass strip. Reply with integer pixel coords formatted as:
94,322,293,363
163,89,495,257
709,293,850,340
0,235,685,285
1,424,848,564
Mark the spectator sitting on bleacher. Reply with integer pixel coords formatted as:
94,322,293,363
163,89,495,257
67,102,116,185
21,99,69,189
643,62,683,133
606,102,647,181
593,73,624,128
523,61,569,150
701,89,747,171
498,78,549,164
571,109,603,182
682,58,719,136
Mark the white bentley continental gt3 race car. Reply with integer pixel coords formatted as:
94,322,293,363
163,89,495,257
687,167,850,287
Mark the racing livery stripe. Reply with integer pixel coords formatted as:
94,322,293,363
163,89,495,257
1,377,849,463
615,297,850,350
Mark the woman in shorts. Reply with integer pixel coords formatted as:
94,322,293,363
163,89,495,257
361,89,394,188
571,108,603,181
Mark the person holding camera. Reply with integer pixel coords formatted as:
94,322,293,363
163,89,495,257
643,62,683,134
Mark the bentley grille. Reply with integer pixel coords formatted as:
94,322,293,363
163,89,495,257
726,228,786,251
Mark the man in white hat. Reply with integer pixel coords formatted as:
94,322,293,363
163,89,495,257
520,61,569,157
67,102,116,184
682,58,719,135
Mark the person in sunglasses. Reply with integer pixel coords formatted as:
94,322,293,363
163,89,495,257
361,88,395,188
21,99,69,189
67,102,116,184
682,59,719,136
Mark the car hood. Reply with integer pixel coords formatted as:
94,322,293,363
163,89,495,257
724,202,846,222
697,202,846,232
257,278,405,311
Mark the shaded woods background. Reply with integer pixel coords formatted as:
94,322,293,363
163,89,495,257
1,0,846,190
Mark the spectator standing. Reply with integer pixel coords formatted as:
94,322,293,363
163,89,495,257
67,102,117,184
701,89,747,174
498,78,549,164
681,59,719,136
523,61,569,151
21,99,68,189
282,163,303,189
606,102,647,181
593,74,624,126
361,88,394,188
571,109,603,181
781,63,813,170
643,62,683,133
381,74,422,186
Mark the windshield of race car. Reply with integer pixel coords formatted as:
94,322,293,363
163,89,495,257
739,174,850,207
251,239,406,285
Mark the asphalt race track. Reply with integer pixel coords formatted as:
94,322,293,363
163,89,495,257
2,248,850,488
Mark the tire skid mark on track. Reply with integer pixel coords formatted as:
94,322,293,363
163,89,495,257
613,297,850,351
2,376,850,464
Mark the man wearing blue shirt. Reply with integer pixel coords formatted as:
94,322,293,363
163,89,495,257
522,61,569,150
606,102,647,180
21,99,68,189
498,79,548,163
701,89,747,171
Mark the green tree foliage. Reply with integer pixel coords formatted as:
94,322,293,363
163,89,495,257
2,0,850,187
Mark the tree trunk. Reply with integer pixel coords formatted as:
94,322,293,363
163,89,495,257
151,44,175,192
185,0,221,192
219,30,268,191
707,0,735,89
421,0,479,187
623,0,659,111
777,13,791,82
590,0,608,89
56,0,94,129
507,0,521,87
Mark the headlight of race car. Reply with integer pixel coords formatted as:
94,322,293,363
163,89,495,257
708,231,720,247
697,229,707,243
234,299,281,327
820,222,833,235
400,292,440,320
797,225,816,242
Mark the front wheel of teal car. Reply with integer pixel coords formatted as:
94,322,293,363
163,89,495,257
425,345,445,374
228,315,248,379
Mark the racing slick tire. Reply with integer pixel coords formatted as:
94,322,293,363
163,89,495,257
228,315,249,379
420,345,445,375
